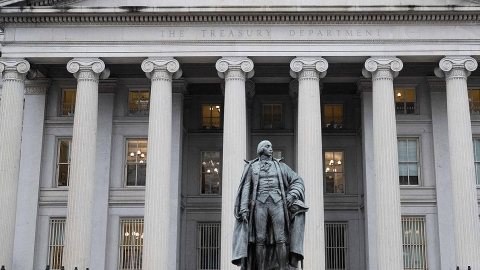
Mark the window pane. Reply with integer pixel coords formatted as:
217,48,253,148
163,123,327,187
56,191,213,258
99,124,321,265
263,104,282,129
61,90,76,116
324,105,343,129
48,219,65,270
407,140,418,162
398,164,408,177
203,105,221,129
474,140,480,161
402,217,427,270
201,151,221,194
129,90,149,116
408,163,418,177
272,150,283,160
197,223,221,270
325,223,348,270
325,151,345,194
125,140,147,186
476,163,480,185
119,219,144,270
57,139,71,187
398,140,407,162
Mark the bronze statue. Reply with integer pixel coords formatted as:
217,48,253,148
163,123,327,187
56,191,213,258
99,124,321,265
232,140,308,270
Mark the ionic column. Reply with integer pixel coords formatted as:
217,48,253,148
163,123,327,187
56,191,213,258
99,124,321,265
216,57,254,270
141,57,182,269
13,79,50,270
290,57,328,269
362,57,404,270
434,56,480,269
0,58,31,270
64,58,109,270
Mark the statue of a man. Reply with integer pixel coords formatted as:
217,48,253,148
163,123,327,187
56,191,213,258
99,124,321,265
232,140,308,270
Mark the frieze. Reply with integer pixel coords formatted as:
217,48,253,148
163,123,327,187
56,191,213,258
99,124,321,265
4,25,479,44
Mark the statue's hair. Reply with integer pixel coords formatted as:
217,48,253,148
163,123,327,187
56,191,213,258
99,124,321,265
257,140,272,155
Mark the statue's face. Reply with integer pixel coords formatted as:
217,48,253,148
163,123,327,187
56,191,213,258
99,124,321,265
261,142,273,157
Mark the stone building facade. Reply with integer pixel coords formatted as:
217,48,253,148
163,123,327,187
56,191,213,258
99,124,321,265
0,0,479,270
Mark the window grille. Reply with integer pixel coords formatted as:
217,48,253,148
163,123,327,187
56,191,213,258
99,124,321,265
56,139,72,187
402,217,427,270
128,90,150,116
61,89,76,116
395,89,416,115
473,139,480,185
324,104,343,129
325,222,349,270
47,218,65,270
468,89,480,114
324,151,345,194
119,218,144,270
262,104,283,129
200,151,221,195
196,223,221,270
125,139,148,186
398,139,420,185
202,105,221,129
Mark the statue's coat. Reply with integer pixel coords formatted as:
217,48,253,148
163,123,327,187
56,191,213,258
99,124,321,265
232,157,307,269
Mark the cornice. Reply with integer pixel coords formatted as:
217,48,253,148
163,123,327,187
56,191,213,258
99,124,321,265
1,6,480,25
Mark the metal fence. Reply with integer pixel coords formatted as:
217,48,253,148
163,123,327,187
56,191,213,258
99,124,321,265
196,223,221,270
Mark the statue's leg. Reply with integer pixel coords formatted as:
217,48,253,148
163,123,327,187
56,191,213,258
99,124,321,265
255,201,268,270
271,201,288,270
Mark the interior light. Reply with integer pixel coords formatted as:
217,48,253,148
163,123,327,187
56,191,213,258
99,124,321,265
137,150,141,155
140,153,145,158
207,169,211,173
337,160,342,165
397,92,402,97
139,160,144,164
125,232,130,237
130,152,135,157
214,168,218,172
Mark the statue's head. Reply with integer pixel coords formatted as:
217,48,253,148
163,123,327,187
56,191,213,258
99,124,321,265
257,140,273,157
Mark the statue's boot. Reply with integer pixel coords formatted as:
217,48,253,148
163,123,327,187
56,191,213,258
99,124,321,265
256,243,266,270
276,243,289,270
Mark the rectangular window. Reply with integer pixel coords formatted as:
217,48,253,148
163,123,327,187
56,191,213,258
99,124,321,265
128,90,150,116
398,139,419,185
324,151,345,194
61,89,76,116
200,151,221,195
324,105,343,129
273,150,283,160
473,139,480,185
47,218,65,270
202,105,221,129
262,104,282,129
119,218,144,270
56,139,72,187
395,89,416,115
325,222,349,270
468,89,480,114
402,217,427,270
125,140,148,187
196,223,221,270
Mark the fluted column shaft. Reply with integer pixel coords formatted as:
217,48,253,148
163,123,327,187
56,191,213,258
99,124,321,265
216,57,254,270
141,58,182,269
0,59,30,270
64,58,106,270
363,57,404,270
290,57,328,269
435,56,480,269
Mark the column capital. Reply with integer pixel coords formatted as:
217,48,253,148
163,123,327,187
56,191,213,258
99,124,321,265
25,78,51,95
0,58,34,82
215,57,254,79
289,57,328,79
67,58,109,80
362,57,403,79
434,56,478,80
141,57,182,80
